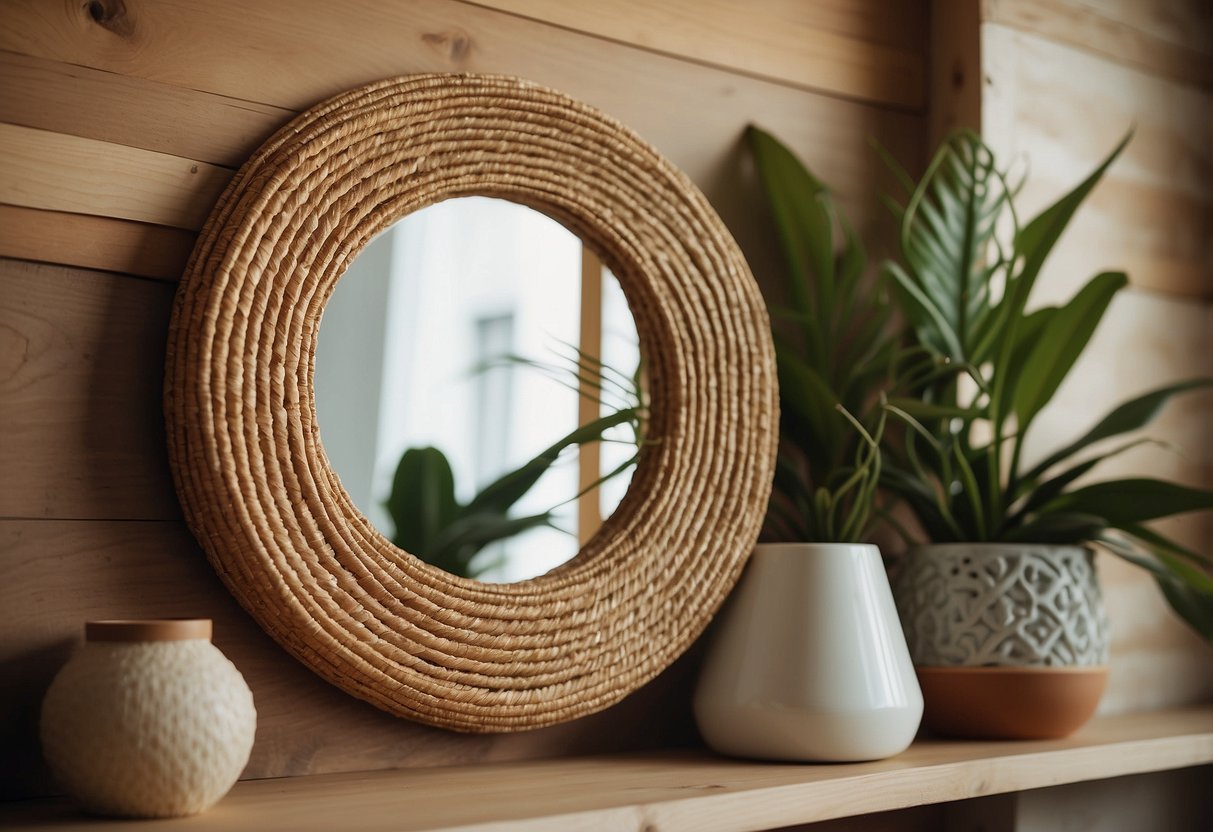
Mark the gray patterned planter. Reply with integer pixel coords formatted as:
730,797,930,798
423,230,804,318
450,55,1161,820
893,543,1110,668
891,543,1111,739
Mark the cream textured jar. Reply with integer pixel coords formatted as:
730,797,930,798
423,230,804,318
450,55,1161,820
40,619,256,817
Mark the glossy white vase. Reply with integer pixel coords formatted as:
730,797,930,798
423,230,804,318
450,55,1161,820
694,543,922,761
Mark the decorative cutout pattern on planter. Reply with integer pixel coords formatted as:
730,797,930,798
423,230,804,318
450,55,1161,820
894,544,1110,667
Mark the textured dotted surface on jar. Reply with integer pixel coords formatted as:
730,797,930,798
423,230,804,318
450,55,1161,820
40,639,256,818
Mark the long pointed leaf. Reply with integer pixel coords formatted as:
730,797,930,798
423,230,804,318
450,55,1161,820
1156,578,1213,641
747,126,833,340
1025,378,1213,480
995,132,1132,356
465,408,637,515
1009,437,1158,515
430,511,558,564
1121,523,1213,571
1001,511,1108,543
1044,478,1213,525
1011,271,1127,429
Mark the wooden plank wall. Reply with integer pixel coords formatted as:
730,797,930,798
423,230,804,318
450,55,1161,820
0,0,928,799
2,0,1209,808
974,0,1213,713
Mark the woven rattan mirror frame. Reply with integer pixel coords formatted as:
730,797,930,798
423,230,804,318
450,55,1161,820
165,74,777,732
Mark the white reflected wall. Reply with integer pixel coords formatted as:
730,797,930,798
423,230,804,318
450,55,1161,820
315,197,637,582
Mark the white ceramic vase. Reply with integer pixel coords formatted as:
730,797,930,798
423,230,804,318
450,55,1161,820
40,619,256,818
693,543,923,761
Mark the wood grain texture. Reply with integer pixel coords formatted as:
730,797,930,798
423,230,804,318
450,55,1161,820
0,123,232,230
984,0,1213,89
0,6,924,281
0,206,194,281
981,23,1213,300
929,0,982,148
0,0,927,111
0,259,180,520
1069,0,1213,58
2,708,1210,831
469,0,927,108
0,518,705,800
0,49,292,167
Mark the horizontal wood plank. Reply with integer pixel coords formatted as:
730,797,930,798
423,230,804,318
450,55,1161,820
0,1,924,224
1,706,1210,831
0,0,926,112
0,518,704,800
981,23,1213,300
0,49,292,167
468,0,927,108
0,205,194,281
0,6,925,287
0,259,181,520
0,123,232,230
984,0,1213,89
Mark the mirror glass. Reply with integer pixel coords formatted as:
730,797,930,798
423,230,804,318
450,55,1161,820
315,197,642,583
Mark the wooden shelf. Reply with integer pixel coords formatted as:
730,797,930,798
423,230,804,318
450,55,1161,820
5,707,1211,832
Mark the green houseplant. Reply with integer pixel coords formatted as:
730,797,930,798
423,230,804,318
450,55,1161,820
746,126,901,544
692,127,922,763
880,131,1213,738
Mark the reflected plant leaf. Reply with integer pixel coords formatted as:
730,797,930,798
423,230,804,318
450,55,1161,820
385,350,646,579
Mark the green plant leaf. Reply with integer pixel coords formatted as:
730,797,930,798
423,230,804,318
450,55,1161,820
993,305,1055,422
884,397,983,422
465,408,637,516
990,131,1131,365
385,447,460,558
429,511,559,568
1120,523,1213,572
1024,378,1213,480
950,441,988,540
1016,133,1131,277
747,125,833,342
774,343,841,473
881,463,963,542
831,212,867,334
1008,437,1157,516
1010,271,1127,430
1098,533,1213,641
1156,578,1213,642
1000,511,1108,543
1044,478,1213,525
884,260,964,358
892,131,1009,363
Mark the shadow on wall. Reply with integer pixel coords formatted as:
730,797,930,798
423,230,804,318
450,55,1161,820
0,638,74,800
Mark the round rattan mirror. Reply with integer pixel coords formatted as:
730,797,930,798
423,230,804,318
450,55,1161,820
165,74,777,732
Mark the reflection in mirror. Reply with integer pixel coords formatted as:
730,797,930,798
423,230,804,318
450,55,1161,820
315,197,642,583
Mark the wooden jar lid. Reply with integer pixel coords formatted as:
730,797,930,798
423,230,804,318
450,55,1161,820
85,619,213,643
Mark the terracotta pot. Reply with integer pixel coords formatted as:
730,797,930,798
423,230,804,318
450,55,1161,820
40,619,256,818
893,544,1110,739
916,666,1109,740
694,543,922,761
